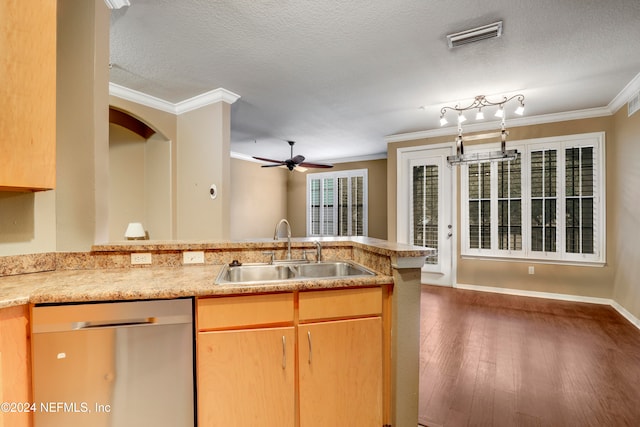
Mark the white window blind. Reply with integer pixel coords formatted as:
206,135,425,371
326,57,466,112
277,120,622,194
461,132,605,265
307,169,368,237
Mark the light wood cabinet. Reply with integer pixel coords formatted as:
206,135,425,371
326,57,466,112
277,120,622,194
0,304,32,427
198,327,295,426
197,293,295,427
297,287,384,426
196,287,385,427
1,0,56,191
298,317,383,427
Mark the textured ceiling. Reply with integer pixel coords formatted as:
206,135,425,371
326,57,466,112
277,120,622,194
109,0,640,163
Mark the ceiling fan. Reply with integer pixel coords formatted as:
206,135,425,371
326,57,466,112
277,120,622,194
253,140,334,172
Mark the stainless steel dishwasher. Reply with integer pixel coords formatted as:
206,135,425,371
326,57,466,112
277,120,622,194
31,298,195,427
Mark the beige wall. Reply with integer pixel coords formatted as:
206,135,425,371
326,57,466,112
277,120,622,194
108,124,146,241
388,116,619,299
611,107,640,319
287,159,388,239
230,159,288,239
56,0,110,251
109,97,179,239
108,122,173,241
176,102,231,240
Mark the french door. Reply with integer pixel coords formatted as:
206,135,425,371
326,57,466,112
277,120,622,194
397,145,455,286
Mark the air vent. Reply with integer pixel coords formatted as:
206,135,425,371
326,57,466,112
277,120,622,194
628,91,640,117
447,21,503,48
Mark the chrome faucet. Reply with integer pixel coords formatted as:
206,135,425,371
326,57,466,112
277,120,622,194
274,219,292,260
314,240,322,263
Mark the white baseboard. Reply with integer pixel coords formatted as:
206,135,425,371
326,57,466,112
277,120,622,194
453,282,640,330
610,300,640,330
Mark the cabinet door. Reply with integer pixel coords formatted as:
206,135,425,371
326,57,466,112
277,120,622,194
198,326,295,427
0,305,31,427
1,0,56,191
298,317,383,427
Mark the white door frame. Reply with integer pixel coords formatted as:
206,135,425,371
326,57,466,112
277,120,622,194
397,143,457,286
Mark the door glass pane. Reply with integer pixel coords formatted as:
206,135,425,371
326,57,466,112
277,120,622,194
412,165,438,265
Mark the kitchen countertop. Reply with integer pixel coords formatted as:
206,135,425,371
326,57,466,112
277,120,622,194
0,264,393,308
0,237,430,309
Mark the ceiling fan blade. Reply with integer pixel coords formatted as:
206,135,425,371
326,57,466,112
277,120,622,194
261,163,286,168
299,161,334,169
253,156,285,164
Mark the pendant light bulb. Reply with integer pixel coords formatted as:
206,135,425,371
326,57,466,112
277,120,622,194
440,115,448,126
476,109,485,120
514,103,525,116
494,106,504,118
458,112,467,123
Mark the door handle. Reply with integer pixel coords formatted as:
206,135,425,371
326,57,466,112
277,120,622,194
282,335,286,370
307,331,312,364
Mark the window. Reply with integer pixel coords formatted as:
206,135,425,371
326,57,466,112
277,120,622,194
461,132,605,265
307,169,367,237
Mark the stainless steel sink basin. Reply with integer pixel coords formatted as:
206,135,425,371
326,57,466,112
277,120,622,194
215,260,375,285
294,261,372,278
224,264,297,282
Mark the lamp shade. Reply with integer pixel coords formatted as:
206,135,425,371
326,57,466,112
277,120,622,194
124,222,146,239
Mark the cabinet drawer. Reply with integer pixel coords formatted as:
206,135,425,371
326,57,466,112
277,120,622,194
299,287,382,321
197,293,294,330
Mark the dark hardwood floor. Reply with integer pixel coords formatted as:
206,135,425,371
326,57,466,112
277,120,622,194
419,285,640,427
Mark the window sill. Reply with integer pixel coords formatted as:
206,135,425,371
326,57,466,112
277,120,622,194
460,254,606,268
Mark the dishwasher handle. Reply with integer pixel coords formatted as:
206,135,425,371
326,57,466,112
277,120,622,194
73,317,157,330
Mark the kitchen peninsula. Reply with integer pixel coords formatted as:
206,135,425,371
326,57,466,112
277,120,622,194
0,237,432,427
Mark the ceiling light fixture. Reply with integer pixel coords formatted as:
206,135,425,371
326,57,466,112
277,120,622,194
439,94,525,166
104,0,130,9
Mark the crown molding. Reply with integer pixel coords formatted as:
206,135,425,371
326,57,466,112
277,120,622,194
174,88,241,114
109,83,177,114
109,83,240,115
323,152,388,163
608,71,640,114
230,151,261,163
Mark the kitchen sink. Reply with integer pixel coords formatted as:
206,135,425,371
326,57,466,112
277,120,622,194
215,260,375,285
294,261,372,278
224,263,297,282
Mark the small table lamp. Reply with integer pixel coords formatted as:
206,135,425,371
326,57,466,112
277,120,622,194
124,222,146,240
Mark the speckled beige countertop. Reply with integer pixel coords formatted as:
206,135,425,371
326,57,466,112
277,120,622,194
0,264,393,308
0,237,432,309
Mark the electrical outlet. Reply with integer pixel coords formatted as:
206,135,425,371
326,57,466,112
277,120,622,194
528,266,535,275
131,252,152,265
183,251,205,264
